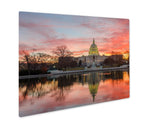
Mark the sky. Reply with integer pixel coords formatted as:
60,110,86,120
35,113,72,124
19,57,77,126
19,12,129,58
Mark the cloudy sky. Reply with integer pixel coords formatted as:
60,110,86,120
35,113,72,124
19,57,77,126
19,12,129,57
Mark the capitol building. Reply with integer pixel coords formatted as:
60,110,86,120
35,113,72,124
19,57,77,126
74,39,108,67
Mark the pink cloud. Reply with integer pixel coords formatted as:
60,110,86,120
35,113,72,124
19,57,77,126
19,17,129,58
20,20,57,40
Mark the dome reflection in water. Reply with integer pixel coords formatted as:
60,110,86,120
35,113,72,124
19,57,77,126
19,70,129,117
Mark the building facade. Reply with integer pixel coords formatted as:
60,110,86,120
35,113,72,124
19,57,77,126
74,39,108,67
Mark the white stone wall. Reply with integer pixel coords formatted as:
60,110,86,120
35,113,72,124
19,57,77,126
75,55,108,66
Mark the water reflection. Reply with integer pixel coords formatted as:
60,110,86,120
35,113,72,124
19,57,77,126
19,70,129,117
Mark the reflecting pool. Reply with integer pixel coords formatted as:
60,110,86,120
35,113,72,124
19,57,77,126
19,70,129,117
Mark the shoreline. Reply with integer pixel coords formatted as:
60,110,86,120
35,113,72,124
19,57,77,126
19,66,129,79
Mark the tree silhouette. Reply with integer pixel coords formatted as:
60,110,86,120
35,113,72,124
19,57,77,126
53,45,77,70
103,57,114,66
54,45,72,58
22,50,31,75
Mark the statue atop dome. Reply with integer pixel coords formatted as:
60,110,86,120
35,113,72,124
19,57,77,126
89,38,99,56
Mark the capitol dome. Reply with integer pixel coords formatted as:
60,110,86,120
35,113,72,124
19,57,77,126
89,39,99,55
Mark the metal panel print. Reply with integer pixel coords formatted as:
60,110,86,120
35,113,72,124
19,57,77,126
19,12,129,117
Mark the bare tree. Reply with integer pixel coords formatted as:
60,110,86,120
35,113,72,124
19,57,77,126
22,50,31,75
22,50,40,74
53,45,75,70
54,45,73,58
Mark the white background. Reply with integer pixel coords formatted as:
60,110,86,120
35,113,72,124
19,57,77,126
0,0,160,130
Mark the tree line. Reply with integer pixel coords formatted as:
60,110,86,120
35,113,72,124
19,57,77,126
19,45,129,76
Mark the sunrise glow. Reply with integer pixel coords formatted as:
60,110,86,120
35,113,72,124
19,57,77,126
19,12,129,60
